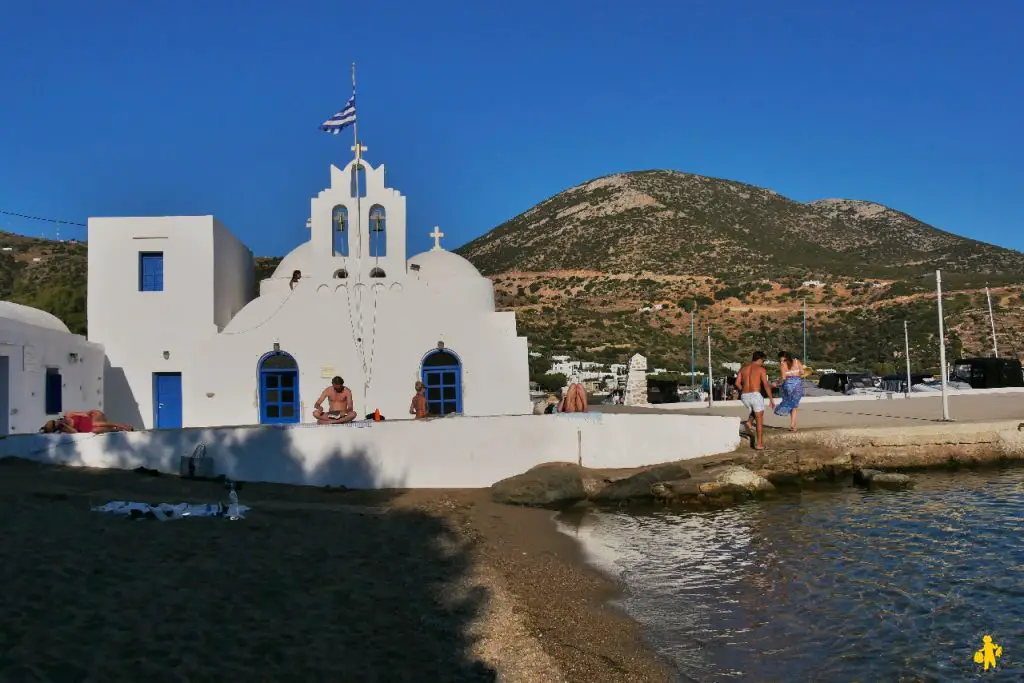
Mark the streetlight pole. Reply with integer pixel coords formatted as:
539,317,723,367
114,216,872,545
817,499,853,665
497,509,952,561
707,326,713,408
904,320,912,396
936,270,951,421
690,310,696,390
985,284,999,358
803,297,808,364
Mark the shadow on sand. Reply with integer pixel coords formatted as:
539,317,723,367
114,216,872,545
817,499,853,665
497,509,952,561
0,427,497,681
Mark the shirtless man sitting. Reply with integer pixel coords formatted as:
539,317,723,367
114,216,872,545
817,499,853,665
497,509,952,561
734,351,775,450
313,376,357,424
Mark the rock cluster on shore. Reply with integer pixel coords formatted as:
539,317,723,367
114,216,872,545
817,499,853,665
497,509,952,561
492,419,1024,509
491,450,917,509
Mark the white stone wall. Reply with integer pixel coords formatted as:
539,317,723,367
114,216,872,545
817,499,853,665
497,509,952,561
0,315,104,434
0,412,742,488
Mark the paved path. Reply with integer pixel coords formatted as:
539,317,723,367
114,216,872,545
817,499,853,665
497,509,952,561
594,392,1024,430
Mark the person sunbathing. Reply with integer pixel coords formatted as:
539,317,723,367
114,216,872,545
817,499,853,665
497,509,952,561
40,410,134,434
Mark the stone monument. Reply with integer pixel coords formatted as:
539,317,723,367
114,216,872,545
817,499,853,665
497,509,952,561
623,353,648,406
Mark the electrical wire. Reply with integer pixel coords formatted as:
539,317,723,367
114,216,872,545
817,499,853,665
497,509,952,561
0,209,86,227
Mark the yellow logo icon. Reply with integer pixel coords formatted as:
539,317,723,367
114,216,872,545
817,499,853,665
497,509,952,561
973,635,1002,671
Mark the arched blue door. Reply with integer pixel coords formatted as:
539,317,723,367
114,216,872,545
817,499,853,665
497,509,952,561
421,350,462,416
258,351,300,424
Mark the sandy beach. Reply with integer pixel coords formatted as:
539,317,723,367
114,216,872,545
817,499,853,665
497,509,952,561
0,457,673,683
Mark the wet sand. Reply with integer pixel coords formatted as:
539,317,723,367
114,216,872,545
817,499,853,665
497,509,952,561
0,458,674,682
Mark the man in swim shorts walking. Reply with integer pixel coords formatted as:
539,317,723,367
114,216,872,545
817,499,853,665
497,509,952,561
734,351,775,450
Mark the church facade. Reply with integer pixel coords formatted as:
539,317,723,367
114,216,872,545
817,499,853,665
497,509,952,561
87,151,531,429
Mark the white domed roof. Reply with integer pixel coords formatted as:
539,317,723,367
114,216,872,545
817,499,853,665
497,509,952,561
0,301,70,333
272,242,312,279
407,249,484,282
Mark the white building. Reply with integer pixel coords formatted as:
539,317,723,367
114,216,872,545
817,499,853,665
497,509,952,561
87,149,531,429
0,301,105,434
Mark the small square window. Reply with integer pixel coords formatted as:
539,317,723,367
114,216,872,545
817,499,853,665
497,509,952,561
139,252,164,292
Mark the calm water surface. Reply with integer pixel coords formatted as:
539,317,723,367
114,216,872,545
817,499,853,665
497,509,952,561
557,468,1024,682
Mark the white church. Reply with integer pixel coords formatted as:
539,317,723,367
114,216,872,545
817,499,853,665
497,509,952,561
77,146,531,430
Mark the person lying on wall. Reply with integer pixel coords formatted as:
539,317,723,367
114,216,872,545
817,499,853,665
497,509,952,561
40,410,135,434
313,376,357,424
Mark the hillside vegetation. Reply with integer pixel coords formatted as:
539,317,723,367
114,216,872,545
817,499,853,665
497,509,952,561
4,168,1022,373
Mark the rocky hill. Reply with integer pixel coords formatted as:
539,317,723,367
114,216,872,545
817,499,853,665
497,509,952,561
457,171,1024,283
456,171,1024,372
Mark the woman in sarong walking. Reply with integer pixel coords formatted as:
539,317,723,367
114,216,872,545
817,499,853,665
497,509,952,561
774,351,806,431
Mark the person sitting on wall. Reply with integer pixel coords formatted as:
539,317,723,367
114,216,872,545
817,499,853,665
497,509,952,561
313,376,357,424
289,270,302,290
409,381,428,419
559,378,589,413
40,410,134,434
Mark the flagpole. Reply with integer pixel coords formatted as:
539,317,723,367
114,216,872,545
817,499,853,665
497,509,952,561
985,283,999,358
351,62,362,261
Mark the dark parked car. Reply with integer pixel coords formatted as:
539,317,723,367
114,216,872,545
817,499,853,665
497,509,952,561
951,357,1024,389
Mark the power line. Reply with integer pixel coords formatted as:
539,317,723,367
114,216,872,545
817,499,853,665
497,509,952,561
0,209,86,227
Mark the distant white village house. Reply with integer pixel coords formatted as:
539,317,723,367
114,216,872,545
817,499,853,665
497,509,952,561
0,301,103,434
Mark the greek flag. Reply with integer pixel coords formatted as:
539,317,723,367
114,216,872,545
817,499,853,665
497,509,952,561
321,96,356,134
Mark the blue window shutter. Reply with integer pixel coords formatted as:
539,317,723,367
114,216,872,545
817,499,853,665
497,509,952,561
139,252,164,291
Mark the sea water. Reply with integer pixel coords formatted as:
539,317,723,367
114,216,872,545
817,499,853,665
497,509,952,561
557,467,1024,681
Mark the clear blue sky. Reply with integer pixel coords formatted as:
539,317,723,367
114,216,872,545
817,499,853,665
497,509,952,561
1,1,1022,258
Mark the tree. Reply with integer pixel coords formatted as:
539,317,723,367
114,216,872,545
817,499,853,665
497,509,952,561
536,373,568,392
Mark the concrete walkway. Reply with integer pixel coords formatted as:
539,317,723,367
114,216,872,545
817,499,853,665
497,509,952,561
594,392,1024,430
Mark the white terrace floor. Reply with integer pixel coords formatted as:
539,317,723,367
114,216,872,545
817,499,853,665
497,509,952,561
595,391,1024,430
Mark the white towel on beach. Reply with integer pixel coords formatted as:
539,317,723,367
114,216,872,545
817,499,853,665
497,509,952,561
92,500,250,520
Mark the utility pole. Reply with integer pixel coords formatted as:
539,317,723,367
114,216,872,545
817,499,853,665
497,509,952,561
690,310,696,390
802,297,807,364
904,320,912,396
936,270,951,421
985,284,999,358
707,326,713,408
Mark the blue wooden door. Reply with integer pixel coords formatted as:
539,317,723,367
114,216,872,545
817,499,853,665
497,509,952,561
422,365,462,416
153,372,182,429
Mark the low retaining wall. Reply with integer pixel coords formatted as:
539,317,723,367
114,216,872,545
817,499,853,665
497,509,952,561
0,412,741,489
764,419,1024,467
642,386,1024,411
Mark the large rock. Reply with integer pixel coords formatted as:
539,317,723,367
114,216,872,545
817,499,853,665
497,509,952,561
490,463,587,507
651,466,775,507
853,468,915,490
591,462,692,503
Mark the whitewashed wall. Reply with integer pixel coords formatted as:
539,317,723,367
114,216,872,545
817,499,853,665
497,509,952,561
0,413,741,488
0,315,104,434
88,215,254,428
87,160,531,429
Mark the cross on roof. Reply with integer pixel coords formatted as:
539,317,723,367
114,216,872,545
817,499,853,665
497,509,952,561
351,142,367,161
430,226,445,251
